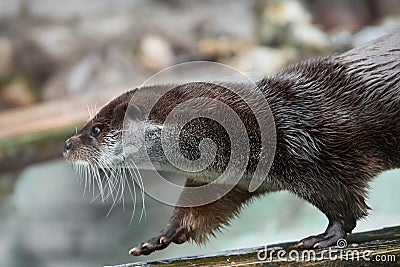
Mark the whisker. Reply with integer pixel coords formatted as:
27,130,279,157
131,160,146,221
87,104,92,118
69,140,146,226
97,156,119,201
125,162,137,225
105,168,120,217
94,166,105,202
83,165,88,195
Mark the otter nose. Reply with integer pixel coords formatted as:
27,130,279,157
64,140,72,153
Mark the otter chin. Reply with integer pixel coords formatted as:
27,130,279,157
64,32,400,256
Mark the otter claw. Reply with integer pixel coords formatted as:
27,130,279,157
129,247,139,256
313,243,322,249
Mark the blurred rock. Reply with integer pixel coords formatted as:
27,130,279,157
0,77,36,108
329,16,400,52
138,34,175,72
2,0,398,106
226,46,298,75
259,0,330,51
329,30,354,52
352,26,392,47
0,1,19,18
44,45,146,96
0,19,59,89
304,0,400,31
143,0,256,63
352,16,400,47
78,14,134,41
27,0,144,19
31,24,85,64
42,71,68,99
260,0,310,45
66,54,103,94
291,23,330,50
13,37,58,88
198,36,246,59
0,37,14,81
0,0,259,102
190,0,255,39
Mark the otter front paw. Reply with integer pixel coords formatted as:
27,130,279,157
129,222,188,256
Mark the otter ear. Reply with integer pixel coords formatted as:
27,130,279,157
113,101,142,121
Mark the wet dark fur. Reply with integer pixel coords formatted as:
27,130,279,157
64,32,400,254
265,34,400,226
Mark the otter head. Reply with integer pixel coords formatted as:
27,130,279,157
63,90,147,168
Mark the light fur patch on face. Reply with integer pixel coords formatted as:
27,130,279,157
72,159,90,166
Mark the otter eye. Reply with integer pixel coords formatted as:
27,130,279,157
90,126,101,137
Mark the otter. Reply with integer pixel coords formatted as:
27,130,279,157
63,32,400,256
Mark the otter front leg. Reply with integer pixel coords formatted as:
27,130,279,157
129,179,254,256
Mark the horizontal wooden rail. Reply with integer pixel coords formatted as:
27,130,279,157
115,226,400,267
0,87,130,172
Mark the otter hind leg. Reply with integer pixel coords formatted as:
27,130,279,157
297,218,355,249
129,179,255,256
295,179,368,249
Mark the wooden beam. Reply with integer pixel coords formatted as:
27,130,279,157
114,226,400,266
0,87,130,172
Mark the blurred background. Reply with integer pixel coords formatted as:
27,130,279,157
0,0,399,266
